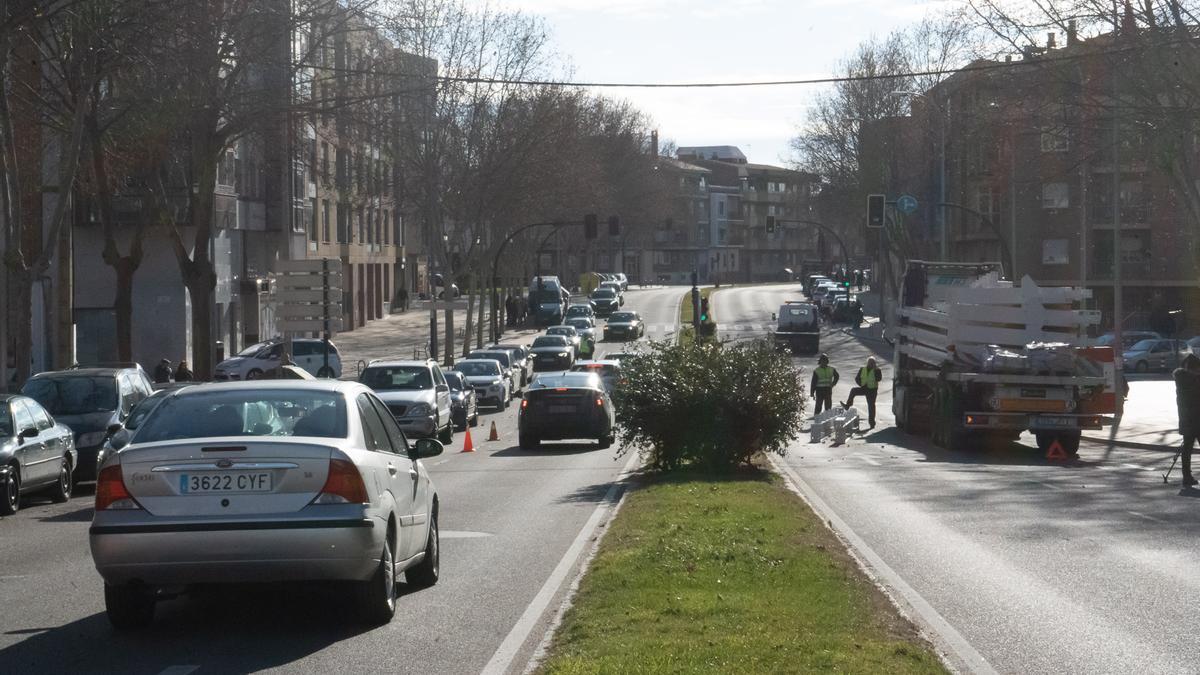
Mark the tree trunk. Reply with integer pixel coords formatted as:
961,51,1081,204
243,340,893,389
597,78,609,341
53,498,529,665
186,275,215,378
462,276,475,357
476,277,485,347
443,301,454,368
114,259,135,362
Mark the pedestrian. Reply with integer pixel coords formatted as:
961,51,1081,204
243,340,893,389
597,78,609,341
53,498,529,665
855,270,864,291
506,295,516,327
810,353,839,415
153,358,174,384
398,287,409,312
1173,353,1200,487
843,356,883,429
174,359,194,382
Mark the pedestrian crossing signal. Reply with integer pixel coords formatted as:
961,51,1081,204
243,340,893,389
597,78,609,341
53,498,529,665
700,298,709,322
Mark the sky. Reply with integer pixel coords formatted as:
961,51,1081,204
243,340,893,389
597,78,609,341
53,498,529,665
484,0,951,166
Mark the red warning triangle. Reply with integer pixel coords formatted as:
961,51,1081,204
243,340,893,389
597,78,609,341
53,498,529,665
1045,440,1068,460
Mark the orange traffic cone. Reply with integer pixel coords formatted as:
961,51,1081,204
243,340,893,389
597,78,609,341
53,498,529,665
1045,439,1068,461
461,427,475,453
488,420,499,441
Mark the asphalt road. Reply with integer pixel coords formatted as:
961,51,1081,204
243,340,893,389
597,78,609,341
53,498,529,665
714,283,1200,675
0,285,684,675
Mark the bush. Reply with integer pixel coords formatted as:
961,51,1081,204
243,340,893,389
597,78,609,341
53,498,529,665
613,339,807,471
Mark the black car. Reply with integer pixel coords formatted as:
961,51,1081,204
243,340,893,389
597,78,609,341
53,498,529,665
444,372,479,430
0,395,78,514
530,335,576,372
589,288,620,318
519,372,616,450
603,311,644,341
20,365,154,481
97,383,195,468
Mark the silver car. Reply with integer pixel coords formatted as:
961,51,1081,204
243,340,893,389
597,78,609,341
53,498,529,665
89,381,442,629
0,394,77,514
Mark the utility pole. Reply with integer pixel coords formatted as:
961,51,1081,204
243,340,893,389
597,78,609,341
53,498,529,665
690,270,700,335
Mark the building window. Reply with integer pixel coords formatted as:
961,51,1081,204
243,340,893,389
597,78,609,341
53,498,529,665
718,201,724,216
336,203,347,243
216,148,236,188
382,209,389,245
322,199,331,242
974,189,996,219
1042,182,1069,209
309,198,318,241
308,139,317,184
357,208,365,243
1041,127,1069,152
396,212,404,247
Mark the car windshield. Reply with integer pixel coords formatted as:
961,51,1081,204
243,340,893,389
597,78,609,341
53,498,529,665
566,319,590,330
533,336,569,348
570,363,620,378
610,312,636,322
125,394,171,430
591,289,614,299
455,362,501,377
444,372,466,390
22,376,118,415
1129,339,1158,352
360,366,433,390
786,306,813,319
470,351,511,367
548,327,576,336
134,389,347,442
238,341,272,357
566,306,590,316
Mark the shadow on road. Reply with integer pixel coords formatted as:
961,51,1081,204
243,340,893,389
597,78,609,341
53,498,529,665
36,505,94,523
858,427,1105,468
0,583,389,672
490,443,603,458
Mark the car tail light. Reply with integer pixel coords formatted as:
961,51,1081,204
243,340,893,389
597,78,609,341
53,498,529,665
521,398,528,409
596,398,604,407
312,458,369,505
95,465,141,511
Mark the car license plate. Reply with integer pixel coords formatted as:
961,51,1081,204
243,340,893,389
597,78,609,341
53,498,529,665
549,405,576,413
1034,416,1074,429
180,472,272,494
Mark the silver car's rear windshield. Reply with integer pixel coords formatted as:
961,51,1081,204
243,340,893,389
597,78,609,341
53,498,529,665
361,366,433,390
133,390,348,442
455,362,501,377
610,312,636,322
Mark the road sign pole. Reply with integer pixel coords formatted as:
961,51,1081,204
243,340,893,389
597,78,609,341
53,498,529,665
322,258,330,377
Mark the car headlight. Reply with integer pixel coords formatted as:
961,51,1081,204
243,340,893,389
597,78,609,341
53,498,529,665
405,403,433,417
77,431,108,447
558,352,570,358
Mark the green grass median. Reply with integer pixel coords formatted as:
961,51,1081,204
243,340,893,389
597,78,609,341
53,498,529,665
678,287,715,347
539,469,945,674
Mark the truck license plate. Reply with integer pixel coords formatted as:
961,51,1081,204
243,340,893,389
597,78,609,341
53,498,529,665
180,472,273,494
1033,416,1074,429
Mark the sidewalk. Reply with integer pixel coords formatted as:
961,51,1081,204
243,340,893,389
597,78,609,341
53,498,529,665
1081,379,1180,452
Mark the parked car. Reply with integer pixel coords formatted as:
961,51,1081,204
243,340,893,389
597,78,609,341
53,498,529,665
1123,338,1189,373
604,311,645,341
90,380,442,628
432,273,461,298
589,288,621,318
546,325,583,357
443,372,478,430
530,335,576,372
358,360,454,443
487,343,534,387
569,360,623,393
214,338,342,380
519,371,615,450
1097,330,1162,351
99,383,196,468
452,359,511,409
0,395,77,514
467,349,523,394
21,365,153,482
614,272,629,290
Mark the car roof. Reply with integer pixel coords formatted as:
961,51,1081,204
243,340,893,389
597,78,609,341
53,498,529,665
365,359,436,368
532,335,570,343
170,379,367,397
529,371,603,390
572,360,621,368
455,358,502,367
31,368,124,378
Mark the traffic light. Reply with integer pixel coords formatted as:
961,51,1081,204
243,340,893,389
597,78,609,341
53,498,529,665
584,213,598,239
867,194,885,229
607,215,620,237
766,215,776,234
700,298,710,322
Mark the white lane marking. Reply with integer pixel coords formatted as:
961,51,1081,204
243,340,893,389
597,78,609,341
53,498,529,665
157,667,199,675
1122,463,1151,471
769,456,999,675
1128,511,1164,523
482,450,640,675
432,459,450,466
440,530,494,539
1035,480,1062,491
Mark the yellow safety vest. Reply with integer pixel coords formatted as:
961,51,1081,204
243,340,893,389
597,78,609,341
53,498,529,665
815,366,836,388
859,366,878,390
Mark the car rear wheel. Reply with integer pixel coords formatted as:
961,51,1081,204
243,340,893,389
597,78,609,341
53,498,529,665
1134,361,1148,373
438,421,453,444
104,583,155,630
407,510,440,588
316,365,335,378
1,465,19,516
597,434,614,450
356,538,397,624
519,434,540,450
49,457,72,503
470,410,479,427
246,368,264,380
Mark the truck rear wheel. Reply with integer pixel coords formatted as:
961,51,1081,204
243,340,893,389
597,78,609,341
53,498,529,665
1035,431,1081,457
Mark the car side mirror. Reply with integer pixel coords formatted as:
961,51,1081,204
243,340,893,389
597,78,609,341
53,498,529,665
18,427,38,441
106,423,123,436
411,437,443,459
436,384,450,393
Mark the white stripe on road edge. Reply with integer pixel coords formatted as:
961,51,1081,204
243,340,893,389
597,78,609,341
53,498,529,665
481,450,641,675
157,667,199,675
768,455,998,675
1128,510,1164,523
440,530,494,539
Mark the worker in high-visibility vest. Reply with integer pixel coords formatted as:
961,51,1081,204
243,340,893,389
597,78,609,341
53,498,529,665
809,354,840,415
843,356,883,429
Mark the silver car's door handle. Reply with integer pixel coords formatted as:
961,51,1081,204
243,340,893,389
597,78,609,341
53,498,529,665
408,468,419,480
387,464,398,475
